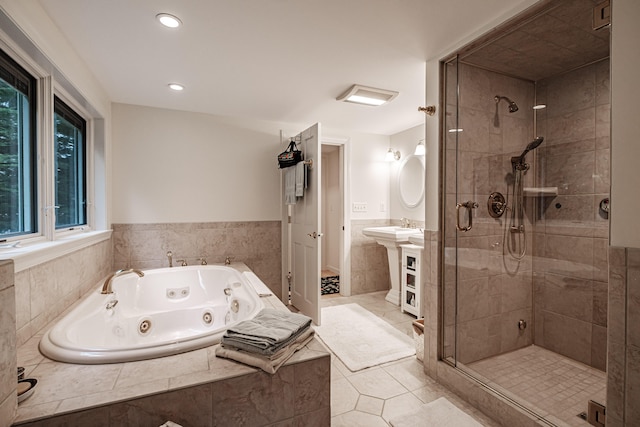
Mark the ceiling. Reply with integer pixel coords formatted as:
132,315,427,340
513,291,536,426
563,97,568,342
462,0,609,81
36,0,538,135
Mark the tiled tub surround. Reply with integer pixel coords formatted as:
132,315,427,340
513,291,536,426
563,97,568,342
14,239,113,348
0,260,17,425
13,264,330,426
112,221,282,299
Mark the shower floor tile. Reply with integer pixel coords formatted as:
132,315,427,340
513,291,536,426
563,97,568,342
467,345,606,426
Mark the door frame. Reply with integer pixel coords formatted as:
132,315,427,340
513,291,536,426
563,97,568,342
280,133,351,304
322,136,351,297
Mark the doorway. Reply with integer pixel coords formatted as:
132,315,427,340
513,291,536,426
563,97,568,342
321,143,344,298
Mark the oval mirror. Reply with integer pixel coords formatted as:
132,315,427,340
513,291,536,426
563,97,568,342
397,154,425,208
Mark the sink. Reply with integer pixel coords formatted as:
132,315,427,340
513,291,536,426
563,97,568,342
362,226,420,306
362,226,418,242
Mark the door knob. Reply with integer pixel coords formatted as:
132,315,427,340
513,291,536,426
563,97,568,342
307,232,324,239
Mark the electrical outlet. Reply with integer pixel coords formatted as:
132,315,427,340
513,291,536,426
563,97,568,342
352,202,367,213
380,202,386,212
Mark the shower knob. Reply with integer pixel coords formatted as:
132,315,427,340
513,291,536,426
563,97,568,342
487,192,506,218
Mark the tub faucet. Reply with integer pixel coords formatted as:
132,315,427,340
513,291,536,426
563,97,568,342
167,251,173,268
101,268,145,294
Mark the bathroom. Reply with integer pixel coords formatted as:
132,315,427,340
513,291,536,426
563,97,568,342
1,0,639,426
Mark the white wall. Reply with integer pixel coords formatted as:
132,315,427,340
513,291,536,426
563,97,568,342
112,103,283,223
390,124,425,222
610,0,640,248
348,132,392,220
112,103,393,224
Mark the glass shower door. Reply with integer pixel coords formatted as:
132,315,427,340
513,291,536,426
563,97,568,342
441,55,459,365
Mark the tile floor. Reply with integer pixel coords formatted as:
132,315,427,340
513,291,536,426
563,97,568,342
467,345,607,427
317,291,500,426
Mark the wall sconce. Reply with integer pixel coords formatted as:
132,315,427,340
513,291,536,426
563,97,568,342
414,140,426,156
385,148,401,162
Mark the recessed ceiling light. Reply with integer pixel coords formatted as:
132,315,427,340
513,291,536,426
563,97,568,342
336,84,399,106
168,83,184,91
156,13,182,28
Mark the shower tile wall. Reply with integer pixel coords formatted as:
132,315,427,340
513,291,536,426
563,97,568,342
112,221,282,299
350,219,391,295
13,239,113,347
533,59,610,370
445,62,535,364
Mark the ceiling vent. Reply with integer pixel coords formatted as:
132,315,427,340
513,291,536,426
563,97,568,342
336,84,399,106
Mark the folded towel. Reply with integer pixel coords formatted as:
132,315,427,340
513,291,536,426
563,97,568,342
295,162,305,197
216,328,315,374
285,167,296,205
221,309,312,355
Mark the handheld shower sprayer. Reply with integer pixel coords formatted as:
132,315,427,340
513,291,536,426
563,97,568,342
511,136,544,170
505,136,544,260
494,95,519,113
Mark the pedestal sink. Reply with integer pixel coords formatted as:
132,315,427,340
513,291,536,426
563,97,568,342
362,226,422,306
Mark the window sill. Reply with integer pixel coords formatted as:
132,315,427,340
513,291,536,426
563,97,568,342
0,230,112,273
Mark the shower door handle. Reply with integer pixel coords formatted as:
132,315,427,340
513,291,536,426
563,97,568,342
456,201,479,232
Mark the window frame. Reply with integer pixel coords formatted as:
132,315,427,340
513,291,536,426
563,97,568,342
0,44,96,245
0,48,38,239
53,93,89,232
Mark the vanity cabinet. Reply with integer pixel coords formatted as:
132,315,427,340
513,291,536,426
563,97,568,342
400,244,422,317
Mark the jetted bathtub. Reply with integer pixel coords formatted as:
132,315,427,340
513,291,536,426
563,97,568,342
39,265,266,364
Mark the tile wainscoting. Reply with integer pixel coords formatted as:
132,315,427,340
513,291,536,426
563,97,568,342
14,240,113,348
0,260,17,426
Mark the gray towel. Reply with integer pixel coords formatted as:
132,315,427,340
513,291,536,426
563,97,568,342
222,309,311,355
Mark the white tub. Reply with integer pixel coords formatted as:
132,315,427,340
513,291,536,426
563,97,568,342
39,265,266,364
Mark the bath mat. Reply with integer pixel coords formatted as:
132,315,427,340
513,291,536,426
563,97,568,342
389,397,483,427
314,303,415,371
321,275,340,295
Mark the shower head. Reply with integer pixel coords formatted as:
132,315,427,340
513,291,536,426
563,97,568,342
511,137,544,170
494,95,519,113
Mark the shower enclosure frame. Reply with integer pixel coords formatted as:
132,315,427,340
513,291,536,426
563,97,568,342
435,1,610,425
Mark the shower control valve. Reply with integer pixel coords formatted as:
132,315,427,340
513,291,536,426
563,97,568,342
487,192,506,218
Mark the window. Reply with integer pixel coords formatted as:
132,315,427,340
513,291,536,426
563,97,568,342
54,96,86,229
0,49,37,238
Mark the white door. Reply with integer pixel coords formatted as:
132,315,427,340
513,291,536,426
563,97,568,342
290,123,321,325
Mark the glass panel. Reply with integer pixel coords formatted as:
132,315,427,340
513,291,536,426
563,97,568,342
441,55,459,363
0,53,36,238
54,97,86,229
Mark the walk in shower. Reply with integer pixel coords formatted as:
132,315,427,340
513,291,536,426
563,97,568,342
441,0,610,425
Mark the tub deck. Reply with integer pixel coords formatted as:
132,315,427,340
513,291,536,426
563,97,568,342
13,264,330,426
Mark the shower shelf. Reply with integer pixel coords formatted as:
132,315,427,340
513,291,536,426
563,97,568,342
523,187,558,197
